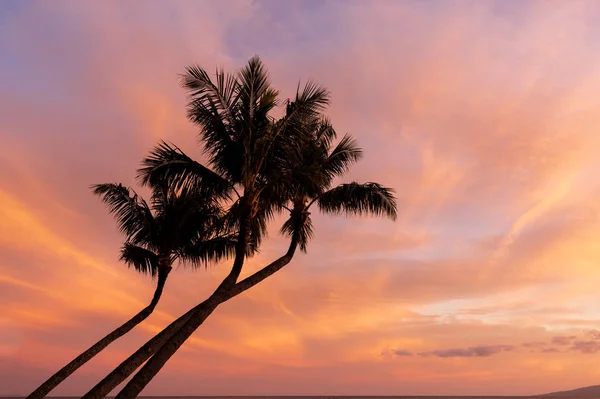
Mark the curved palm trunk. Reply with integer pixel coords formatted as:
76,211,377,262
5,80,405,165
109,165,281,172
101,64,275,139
81,211,253,399
26,268,171,399
81,305,196,399
114,236,298,398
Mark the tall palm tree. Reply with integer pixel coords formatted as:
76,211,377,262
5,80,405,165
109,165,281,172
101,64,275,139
82,56,327,399
27,181,235,399
82,56,329,399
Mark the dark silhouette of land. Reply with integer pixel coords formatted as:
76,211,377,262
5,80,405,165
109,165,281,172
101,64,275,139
541,384,600,396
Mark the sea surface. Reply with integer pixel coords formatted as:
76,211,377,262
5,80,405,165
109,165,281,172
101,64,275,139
4,396,599,399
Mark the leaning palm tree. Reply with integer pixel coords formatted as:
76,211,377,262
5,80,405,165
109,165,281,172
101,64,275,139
277,115,397,254
83,56,396,398
26,181,235,399
82,56,330,399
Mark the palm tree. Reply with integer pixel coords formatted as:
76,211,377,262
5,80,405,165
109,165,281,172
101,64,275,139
82,56,329,399
83,56,396,398
277,115,397,253
27,181,235,399
82,56,327,399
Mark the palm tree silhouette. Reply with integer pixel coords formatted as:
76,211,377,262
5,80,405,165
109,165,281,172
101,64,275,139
27,181,235,399
276,114,397,254
83,56,397,398
83,55,327,399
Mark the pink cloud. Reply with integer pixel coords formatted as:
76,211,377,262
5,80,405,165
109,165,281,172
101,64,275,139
419,345,516,358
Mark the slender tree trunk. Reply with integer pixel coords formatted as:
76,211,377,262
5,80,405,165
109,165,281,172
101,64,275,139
82,209,253,399
114,237,298,398
81,305,196,399
81,248,292,399
220,204,253,285
26,269,170,399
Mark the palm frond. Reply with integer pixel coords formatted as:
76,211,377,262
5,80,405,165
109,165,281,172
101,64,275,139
234,57,280,187
292,80,330,119
220,195,278,252
260,82,330,182
317,182,397,220
322,134,363,179
237,56,275,120
280,212,314,253
119,243,160,278
249,200,277,250
182,65,244,183
181,65,240,126
255,87,280,120
92,183,156,242
275,81,330,146
315,117,337,149
137,141,232,198
171,195,227,246
178,235,238,269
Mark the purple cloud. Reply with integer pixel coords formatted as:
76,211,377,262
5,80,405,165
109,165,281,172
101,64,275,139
570,340,600,354
392,349,414,357
551,335,577,345
522,341,546,348
588,329,600,340
392,331,600,361
540,347,561,353
419,345,515,358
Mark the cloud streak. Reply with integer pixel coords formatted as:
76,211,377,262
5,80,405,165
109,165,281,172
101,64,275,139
392,331,600,359
420,345,516,358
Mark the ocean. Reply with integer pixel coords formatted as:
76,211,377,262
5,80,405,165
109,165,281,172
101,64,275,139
4,396,598,399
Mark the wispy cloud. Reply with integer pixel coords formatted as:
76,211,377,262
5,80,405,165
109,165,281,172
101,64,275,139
391,331,600,359
419,345,516,358
551,335,577,345
392,349,414,357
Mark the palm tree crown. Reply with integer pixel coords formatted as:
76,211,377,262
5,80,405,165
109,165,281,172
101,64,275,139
140,57,332,257
92,181,235,275
276,115,397,251
25,169,238,399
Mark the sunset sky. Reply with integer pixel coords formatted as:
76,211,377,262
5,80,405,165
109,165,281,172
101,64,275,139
2,0,600,396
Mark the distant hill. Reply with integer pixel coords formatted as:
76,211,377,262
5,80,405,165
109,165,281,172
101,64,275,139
542,385,600,396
